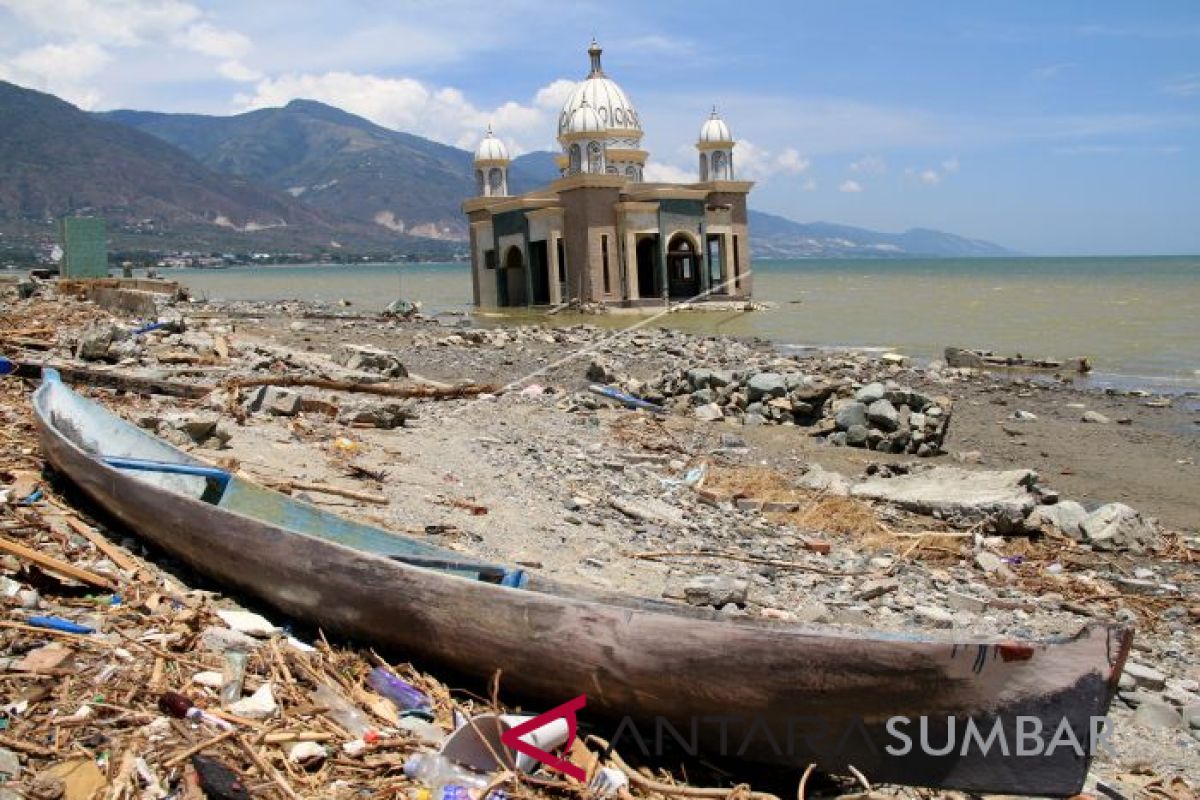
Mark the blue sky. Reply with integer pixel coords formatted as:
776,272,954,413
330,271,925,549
1,0,1198,255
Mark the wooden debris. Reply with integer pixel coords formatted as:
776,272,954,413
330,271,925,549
0,534,117,589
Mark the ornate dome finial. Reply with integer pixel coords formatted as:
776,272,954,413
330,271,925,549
587,39,604,77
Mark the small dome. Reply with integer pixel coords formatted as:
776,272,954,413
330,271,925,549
474,125,509,162
564,100,605,136
699,107,733,144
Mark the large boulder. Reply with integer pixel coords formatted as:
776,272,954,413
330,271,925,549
855,382,886,404
835,401,868,431
851,467,1039,524
338,344,407,378
1080,503,1158,553
746,372,787,401
1027,500,1089,540
867,399,900,432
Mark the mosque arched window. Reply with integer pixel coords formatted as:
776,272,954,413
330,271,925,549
699,153,709,182
625,165,638,181
488,168,504,195
475,170,485,195
712,151,728,180
569,144,582,174
587,141,603,173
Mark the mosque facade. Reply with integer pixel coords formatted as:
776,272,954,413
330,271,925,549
462,41,753,308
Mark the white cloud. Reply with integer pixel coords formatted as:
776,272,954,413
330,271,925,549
534,79,577,110
775,148,811,174
235,72,571,153
1030,63,1073,81
732,139,811,180
801,177,818,192
942,156,960,172
0,41,111,107
919,169,940,185
839,180,863,193
850,154,887,174
644,162,695,183
1162,74,1200,97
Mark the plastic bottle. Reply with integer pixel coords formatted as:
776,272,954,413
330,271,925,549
220,651,247,707
310,683,371,737
403,752,490,792
367,667,432,714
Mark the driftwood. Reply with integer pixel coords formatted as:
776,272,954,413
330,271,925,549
0,534,117,589
228,375,495,399
281,481,389,506
12,362,211,399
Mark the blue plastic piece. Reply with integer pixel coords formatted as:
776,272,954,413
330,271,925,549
587,384,665,414
132,321,169,336
101,456,232,494
18,488,43,505
27,616,95,634
500,569,527,588
0,357,13,376
43,367,61,383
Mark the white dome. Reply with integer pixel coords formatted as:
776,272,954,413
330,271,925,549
699,108,732,144
564,100,605,136
557,40,642,140
474,126,509,162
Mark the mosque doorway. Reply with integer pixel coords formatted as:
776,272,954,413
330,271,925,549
529,241,550,305
635,235,659,299
501,246,527,306
666,233,700,299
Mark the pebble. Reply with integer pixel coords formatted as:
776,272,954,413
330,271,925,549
1124,661,1168,691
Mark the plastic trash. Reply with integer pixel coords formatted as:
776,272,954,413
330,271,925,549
219,651,247,707
0,357,13,376
404,752,491,792
26,616,94,634
367,667,432,714
311,682,372,736
589,766,630,797
157,691,233,730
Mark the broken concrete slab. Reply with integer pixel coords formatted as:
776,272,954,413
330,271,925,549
1028,500,1089,540
1081,502,1159,553
850,466,1039,523
682,575,748,607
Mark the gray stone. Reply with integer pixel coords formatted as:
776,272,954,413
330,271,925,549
946,590,989,614
686,368,714,389
1133,698,1181,730
1081,503,1158,553
1123,662,1167,691
850,467,1039,523
866,399,900,432
1182,704,1200,729
794,602,831,624
909,412,926,430
694,402,723,422
337,400,414,429
0,748,19,782
719,432,747,449
854,382,886,404
835,401,868,431
855,578,899,601
691,388,716,405
975,552,1006,574
795,464,852,497
263,386,302,416
845,424,869,446
914,605,954,628
1010,409,1038,421
743,412,766,427
75,322,121,360
1081,410,1111,424
747,372,787,400
1027,500,1089,540
682,575,749,607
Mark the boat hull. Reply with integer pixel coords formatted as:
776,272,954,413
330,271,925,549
32,376,1130,794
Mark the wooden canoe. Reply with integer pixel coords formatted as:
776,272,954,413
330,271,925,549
945,347,1091,373
31,370,1131,795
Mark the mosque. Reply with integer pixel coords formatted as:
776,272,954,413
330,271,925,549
462,40,753,308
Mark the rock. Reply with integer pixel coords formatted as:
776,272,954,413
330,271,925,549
1027,500,1089,540
735,498,764,512
200,626,260,654
0,748,19,783
74,322,121,360
794,602,831,624
914,605,954,628
1133,698,1181,730
1081,410,1111,424
855,578,899,601
946,590,989,614
244,385,301,417
974,552,1006,574
855,382,886,404
719,433,747,449
835,401,868,431
337,400,415,429
682,575,749,607
1123,662,1167,691
694,403,723,422
1081,503,1158,553
795,464,852,496
845,424,869,446
338,344,407,377
1182,704,1200,730
747,372,787,400
1010,410,1038,421
850,467,1039,523
867,399,900,432
743,412,766,427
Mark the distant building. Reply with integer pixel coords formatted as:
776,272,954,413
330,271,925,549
59,217,108,278
462,41,753,308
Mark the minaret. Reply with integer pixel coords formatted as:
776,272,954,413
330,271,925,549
697,106,735,182
473,124,510,197
588,38,604,77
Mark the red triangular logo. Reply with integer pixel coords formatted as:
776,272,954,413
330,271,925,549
500,694,587,781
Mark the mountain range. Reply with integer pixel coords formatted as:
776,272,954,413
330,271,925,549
0,80,1016,258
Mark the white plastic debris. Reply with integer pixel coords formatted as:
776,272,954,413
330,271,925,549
216,609,280,637
191,670,225,688
227,682,278,720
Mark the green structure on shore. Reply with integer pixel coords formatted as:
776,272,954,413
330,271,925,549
59,217,107,278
